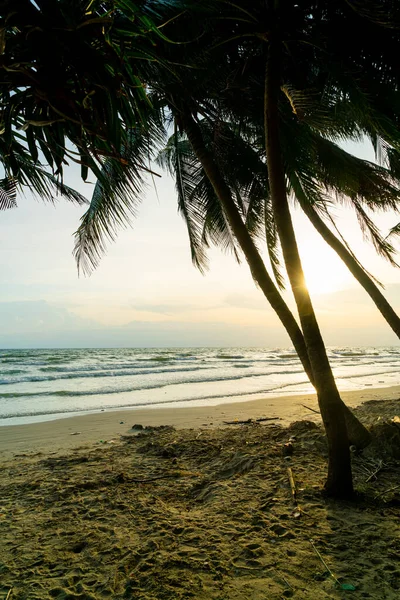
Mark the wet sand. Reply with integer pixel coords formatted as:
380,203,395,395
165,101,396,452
1,385,400,458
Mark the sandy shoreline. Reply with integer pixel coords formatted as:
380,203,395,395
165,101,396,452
1,396,400,599
1,384,399,458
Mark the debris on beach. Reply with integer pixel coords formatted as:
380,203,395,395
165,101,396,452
0,399,399,599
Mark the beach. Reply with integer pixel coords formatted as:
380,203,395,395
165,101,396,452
2,347,400,429
1,385,400,458
1,387,400,599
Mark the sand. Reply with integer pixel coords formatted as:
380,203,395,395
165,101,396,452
1,388,400,599
1,385,400,458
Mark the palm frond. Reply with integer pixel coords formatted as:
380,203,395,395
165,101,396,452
288,167,386,287
200,118,288,285
282,120,400,212
0,0,166,189
35,170,88,206
388,222,400,237
73,124,162,275
158,128,242,267
353,199,399,267
263,196,285,289
0,178,17,210
322,207,384,287
199,175,241,263
172,124,210,272
156,117,287,280
156,125,211,270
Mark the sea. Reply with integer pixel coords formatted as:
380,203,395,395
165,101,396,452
0,347,400,426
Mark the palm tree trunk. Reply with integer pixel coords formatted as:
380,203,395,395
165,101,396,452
298,199,400,339
180,111,314,383
181,110,370,455
264,41,353,497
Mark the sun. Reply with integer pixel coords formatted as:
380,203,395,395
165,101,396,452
298,242,354,296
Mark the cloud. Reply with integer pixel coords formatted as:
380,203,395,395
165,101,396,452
223,293,266,311
0,301,97,336
1,287,400,348
130,303,196,315
0,314,290,348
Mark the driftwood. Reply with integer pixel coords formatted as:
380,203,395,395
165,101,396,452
310,539,341,586
223,417,280,425
287,467,301,518
301,404,320,414
310,539,356,591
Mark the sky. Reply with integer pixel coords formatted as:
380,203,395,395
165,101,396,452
1,141,400,348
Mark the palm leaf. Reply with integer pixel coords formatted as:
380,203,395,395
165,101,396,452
290,168,385,287
157,125,211,271
171,123,210,272
0,178,17,210
156,118,286,280
74,121,163,275
388,222,400,237
353,199,399,267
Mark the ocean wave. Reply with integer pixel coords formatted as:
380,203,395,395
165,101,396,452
1,347,399,425
332,351,370,357
1,358,21,363
215,354,245,360
0,360,307,385
0,365,206,385
337,368,400,381
0,369,304,399
0,380,310,420
36,356,201,373
38,362,154,373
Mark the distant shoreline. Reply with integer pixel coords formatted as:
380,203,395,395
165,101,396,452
1,345,400,350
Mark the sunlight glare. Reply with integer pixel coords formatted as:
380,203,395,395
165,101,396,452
299,242,354,295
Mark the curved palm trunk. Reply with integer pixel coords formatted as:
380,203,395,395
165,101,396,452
181,111,370,455
264,42,353,497
298,199,400,339
180,112,314,383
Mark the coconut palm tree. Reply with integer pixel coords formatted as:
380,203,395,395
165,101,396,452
71,0,400,495
154,0,400,495
159,117,400,339
155,116,400,442
3,0,399,495
179,0,400,496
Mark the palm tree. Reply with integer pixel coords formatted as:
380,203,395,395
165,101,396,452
156,120,377,448
183,0,400,496
278,103,400,338
197,0,400,341
71,0,400,495
263,38,351,495
161,0,400,495
3,0,399,495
